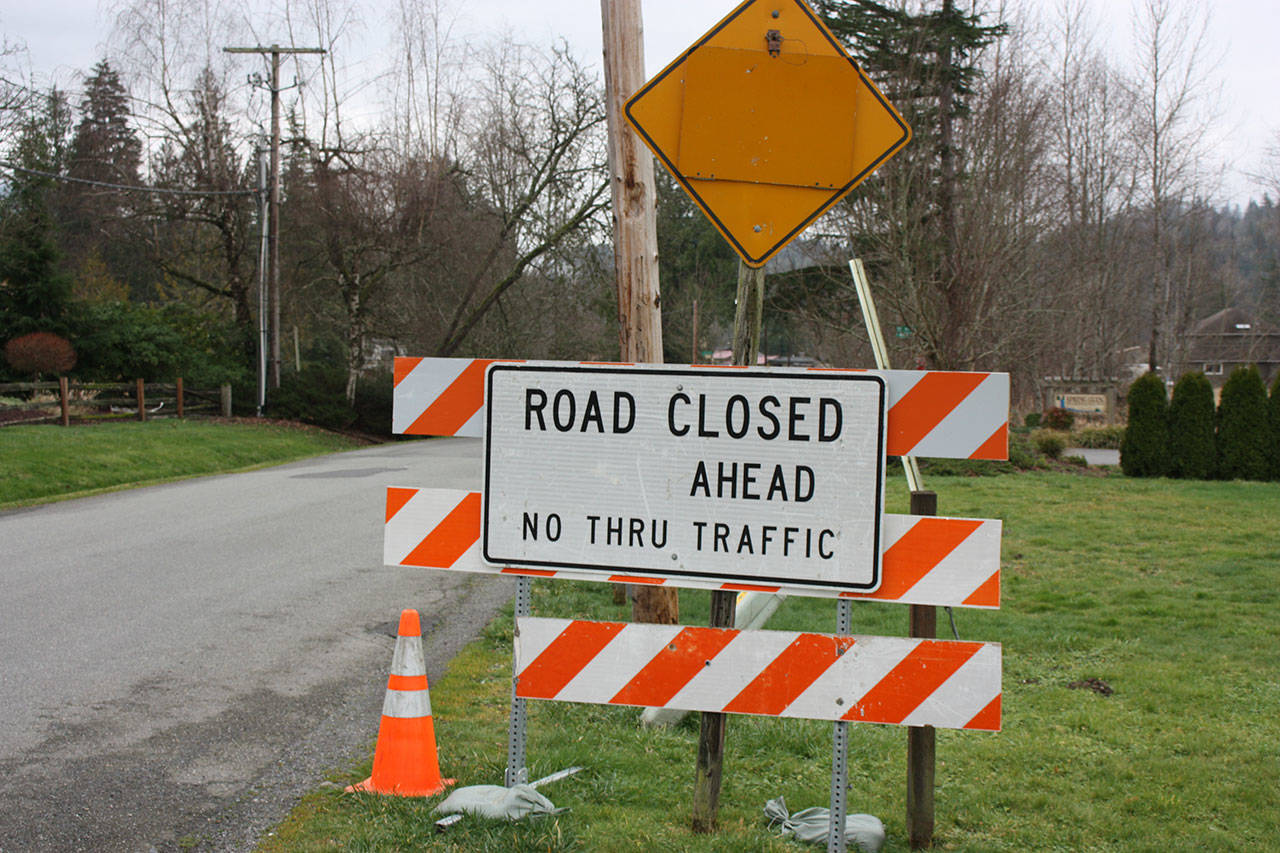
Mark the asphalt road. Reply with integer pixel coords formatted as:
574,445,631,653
0,437,509,852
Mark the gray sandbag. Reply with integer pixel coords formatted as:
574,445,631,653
434,783,563,820
764,796,886,851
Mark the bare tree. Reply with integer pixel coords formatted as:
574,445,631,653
1130,0,1219,374
431,41,609,357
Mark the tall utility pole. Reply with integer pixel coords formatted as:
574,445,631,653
600,0,678,626
224,44,325,390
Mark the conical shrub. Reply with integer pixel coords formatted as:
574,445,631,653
1168,372,1215,479
1216,365,1269,481
1121,372,1168,478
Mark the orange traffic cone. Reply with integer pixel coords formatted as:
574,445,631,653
347,609,455,796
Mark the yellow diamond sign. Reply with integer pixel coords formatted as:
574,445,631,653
625,0,910,267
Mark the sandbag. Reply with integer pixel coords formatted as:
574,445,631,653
434,783,563,821
764,796,886,851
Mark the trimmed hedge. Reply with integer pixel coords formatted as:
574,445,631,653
1121,373,1168,477
1217,365,1269,480
1168,372,1216,479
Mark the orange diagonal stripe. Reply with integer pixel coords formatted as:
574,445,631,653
405,359,499,436
969,422,1008,460
962,570,1001,608
843,640,984,724
517,621,626,699
724,633,855,716
385,487,418,523
393,356,423,388
610,626,738,707
887,372,986,455
875,518,983,600
400,492,481,568
964,694,1001,731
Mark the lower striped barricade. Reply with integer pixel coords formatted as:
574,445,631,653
513,617,1001,731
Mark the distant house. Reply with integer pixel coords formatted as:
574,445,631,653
1178,308,1280,395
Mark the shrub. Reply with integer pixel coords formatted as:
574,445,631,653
1167,372,1216,479
1031,428,1067,459
268,364,356,429
1121,373,1168,477
1073,425,1125,449
1216,365,1269,480
1008,432,1039,469
1023,412,1042,428
1042,407,1075,431
4,331,76,377
353,369,394,436
1271,373,1280,481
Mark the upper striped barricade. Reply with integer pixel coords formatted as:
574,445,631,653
513,617,1001,731
384,487,1000,608
391,357,1009,460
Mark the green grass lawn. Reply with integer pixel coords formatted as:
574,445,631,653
266,471,1280,852
0,419,362,508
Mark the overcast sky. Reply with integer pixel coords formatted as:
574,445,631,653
5,0,1278,207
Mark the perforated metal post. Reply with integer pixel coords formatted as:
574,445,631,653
828,598,854,853
505,576,532,786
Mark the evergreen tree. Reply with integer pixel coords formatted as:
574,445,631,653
1216,365,1269,481
1121,372,1168,478
63,59,147,297
814,0,1008,369
1167,372,1215,479
0,89,74,341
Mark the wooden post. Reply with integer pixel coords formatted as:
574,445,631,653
59,376,69,427
693,260,766,832
601,0,677,626
908,489,938,849
176,377,184,418
691,589,736,832
136,378,146,422
221,383,233,417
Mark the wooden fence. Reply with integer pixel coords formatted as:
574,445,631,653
0,379,232,426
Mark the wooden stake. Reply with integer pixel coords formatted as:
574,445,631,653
693,260,766,832
136,378,146,422
59,376,69,427
908,489,938,849
691,589,736,832
176,377,185,418
601,0,677,626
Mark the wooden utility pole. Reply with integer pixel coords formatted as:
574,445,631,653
600,0,677,626
692,260,765,832
223,44,325,390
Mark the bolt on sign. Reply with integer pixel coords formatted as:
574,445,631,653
624,0,910,267
482,364,887,592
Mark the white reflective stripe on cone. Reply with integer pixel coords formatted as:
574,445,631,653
383,688,432,719
390,636,427,677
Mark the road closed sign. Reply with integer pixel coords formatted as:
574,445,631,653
482,364,886,592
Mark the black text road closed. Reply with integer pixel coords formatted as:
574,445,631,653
482,365,886,591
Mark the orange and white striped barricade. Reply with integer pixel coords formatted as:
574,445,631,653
384,487,1000,609
513,618,1001,731
391,357,1009,461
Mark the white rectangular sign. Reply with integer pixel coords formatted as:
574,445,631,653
483,364,887,591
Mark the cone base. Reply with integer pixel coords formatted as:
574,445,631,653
344,776,455,797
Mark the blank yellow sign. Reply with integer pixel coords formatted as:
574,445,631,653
626,0,910,267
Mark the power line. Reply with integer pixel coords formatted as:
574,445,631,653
0,159,256,197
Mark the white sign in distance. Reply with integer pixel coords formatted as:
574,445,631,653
482,364,887,592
